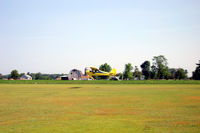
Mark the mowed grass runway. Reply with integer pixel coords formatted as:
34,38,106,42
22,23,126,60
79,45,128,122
0,84,200,133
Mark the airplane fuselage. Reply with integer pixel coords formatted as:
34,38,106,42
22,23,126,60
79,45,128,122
86,69,111,77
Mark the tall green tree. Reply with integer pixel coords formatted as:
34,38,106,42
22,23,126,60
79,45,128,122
123,63,133,80
0,73,2,79
133,66,141,80
150,65,157,79
10,70,19,80
35,73,42,80
140,61,150,80
152,55,169,79
168,68,176,79
30,73,36,80
175,68,187,80
184,70,188,79
98,63,112,79
99,63,112,72
193,64,200,80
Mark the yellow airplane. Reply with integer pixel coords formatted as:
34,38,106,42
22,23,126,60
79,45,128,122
85,67,116,77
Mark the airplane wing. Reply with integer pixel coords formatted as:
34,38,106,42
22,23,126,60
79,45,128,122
90,67,99,71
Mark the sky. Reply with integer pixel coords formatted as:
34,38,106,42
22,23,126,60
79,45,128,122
0,0,199,76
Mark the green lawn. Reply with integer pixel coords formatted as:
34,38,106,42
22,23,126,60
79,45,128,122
0,84,200,133
0,80,200,84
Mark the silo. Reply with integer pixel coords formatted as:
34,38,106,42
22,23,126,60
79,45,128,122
68,69,83,80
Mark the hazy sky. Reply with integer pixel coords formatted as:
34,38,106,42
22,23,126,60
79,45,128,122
0,0,199,76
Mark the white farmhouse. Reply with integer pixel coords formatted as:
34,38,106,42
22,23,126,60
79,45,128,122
20,74,32,80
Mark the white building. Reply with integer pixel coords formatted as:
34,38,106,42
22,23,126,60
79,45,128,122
20,74,32,80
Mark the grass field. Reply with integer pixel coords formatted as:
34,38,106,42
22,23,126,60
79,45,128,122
0,84,200,133
0,80,200,84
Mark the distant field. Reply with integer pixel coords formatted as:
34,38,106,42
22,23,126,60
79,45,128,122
0,84,200,133
0,80,200,84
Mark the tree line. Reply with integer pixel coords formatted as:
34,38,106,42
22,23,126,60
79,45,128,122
99,55,199,80
0,71,65,80
0,55,200,80
119,55,187,80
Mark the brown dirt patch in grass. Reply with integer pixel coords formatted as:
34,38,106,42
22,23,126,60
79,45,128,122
124,108,140,115
172,120,200,126
173,121,191,126
88,96,142,105
184,96,200,103
186,96,200,100
93,108,139,116
155,101,175,109
94,108,119,116
35,97,89,106
0,112,26,126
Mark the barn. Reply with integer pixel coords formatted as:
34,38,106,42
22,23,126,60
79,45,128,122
68,69,83,80
68,69,90,80
20,74,32,80
60,75,68,80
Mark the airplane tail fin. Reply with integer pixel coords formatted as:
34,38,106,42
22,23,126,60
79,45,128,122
109,68,116,76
